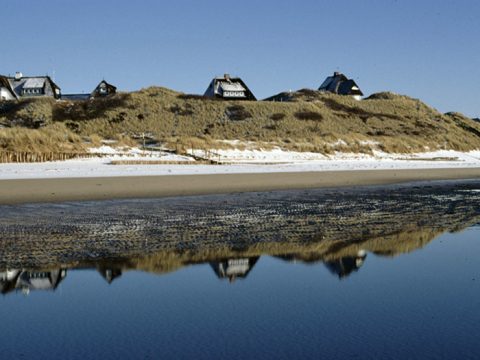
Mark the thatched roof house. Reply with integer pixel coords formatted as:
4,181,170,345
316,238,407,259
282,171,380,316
204,74,256,100
91,80,117,98
5,72,61,99
319,71,363,100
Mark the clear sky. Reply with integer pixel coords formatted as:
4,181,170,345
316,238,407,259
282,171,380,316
2,0,479,116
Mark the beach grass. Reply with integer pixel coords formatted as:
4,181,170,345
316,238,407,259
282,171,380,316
1,87,480,156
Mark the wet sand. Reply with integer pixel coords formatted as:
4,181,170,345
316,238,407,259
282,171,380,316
1,167,480,204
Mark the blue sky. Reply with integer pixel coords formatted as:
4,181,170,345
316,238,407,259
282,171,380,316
2,0,479,116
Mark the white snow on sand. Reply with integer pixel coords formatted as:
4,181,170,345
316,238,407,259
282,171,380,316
0,146,480,180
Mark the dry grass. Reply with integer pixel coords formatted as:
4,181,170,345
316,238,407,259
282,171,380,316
0,123,85,153
1,88,480,154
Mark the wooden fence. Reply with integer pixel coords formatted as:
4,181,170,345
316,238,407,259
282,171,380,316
0,151,100,163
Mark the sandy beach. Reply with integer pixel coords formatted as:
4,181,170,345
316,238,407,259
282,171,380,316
1,167,480,204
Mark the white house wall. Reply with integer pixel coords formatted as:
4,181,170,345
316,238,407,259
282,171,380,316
0,87,16,100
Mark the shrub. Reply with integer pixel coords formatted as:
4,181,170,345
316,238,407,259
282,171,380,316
170,104,194,116
226,105,252,121
294,111,323,121
270,113,286,121
65,121,80,132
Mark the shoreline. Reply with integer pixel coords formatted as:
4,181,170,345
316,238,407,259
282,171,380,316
2,167,480,205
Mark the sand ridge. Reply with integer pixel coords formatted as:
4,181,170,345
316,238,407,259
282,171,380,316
1,167,480,204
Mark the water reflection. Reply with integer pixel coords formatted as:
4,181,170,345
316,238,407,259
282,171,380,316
1,180,480,296
0,269,67,295
210,257,259,283
96,266,122,284
278,250,368,279
0,251,369,295
324,251,367,278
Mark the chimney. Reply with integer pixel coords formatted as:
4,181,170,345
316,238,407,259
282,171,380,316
15,72,23,80
334,71,341,77
224,73,231,80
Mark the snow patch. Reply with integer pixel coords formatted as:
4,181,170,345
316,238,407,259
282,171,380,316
1,147,480,180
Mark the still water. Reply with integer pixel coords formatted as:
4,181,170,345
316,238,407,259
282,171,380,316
1,181,479,359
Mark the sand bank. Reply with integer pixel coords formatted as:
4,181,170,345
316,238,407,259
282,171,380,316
1,168,480,205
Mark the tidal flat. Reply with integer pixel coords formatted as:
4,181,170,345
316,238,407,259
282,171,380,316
0,180,479,359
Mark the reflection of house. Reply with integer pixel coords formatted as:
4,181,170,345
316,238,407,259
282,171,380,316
5,72,61,99
91,80,117,98
0,76,18,101
97,266,122,284
204,74,256,100
0,270,21,294
210,257,259,283
324,250,367,279
318,71,363,100
275,250,367,279
0,269,66,295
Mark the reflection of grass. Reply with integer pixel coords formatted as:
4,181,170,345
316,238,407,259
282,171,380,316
1,87,480,155
5,219,477,275
126,225,444,274
2,183,480,273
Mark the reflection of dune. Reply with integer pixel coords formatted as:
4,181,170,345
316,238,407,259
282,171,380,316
30,215,473,281
0,182,480,280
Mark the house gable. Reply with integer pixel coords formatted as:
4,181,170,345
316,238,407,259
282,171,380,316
204,74,257,101
6,73,61,99
319,72,363,98
91,80,117,98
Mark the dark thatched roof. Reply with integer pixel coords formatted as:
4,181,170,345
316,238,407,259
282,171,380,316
204,74,256,101
319,72,363,97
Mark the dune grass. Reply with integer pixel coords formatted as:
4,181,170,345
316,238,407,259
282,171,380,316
0,123,85,153
1,87,480,155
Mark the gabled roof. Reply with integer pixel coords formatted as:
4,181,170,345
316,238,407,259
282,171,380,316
204,74,257,101
7,75,61,97
319,72,363,96
220,81,246,92
23,78,46,89
0,75,18,99
91,80,117,97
